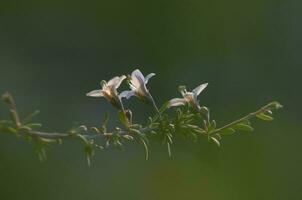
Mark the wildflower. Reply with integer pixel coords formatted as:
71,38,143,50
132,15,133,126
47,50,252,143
86,75,126,111
120,69,161,115
167,83,208,110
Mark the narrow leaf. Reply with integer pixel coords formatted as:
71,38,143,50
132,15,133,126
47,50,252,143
23,110,40,123
167,142,172,157
118,111,130,127
26,123,42,129
233,123,254,132
140,138,149,161
256,113,274,121
211,137,220,147
219,128,236,135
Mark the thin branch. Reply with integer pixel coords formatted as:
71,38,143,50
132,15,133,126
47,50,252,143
210,101,282,135
26,131,71,139
0,91,282,163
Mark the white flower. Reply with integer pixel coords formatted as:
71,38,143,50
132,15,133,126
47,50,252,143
86,75,126,110
168,83,208,109
119,69,156,104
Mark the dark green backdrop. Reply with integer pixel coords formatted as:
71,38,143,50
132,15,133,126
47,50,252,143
0,1,301,199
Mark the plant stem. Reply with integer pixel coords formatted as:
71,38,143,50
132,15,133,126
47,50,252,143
27,131,71,139
1,92,282,146
210,101,282,135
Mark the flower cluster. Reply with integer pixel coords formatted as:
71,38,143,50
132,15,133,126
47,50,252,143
87,69,209,119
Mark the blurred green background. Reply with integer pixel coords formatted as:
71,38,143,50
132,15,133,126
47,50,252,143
0,0,301,199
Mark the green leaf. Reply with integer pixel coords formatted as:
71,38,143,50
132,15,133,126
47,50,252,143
90,127,100,133
118,111,129,127
26,123,42,129
256,113,274,121
233,123,254,132
130,128,141,135
167,142,172,157
152,101,169,121
140,138,149,160
2,127,18,134
207,120,216,132
19,126,32,132
159,101,169,114
85,144,94,167
23,110,40,123
211,137,220,147
39,138,59,144
33,141,48,162
211,120,216,129
218,128,236,135
37,148,47,162
123,135,134,141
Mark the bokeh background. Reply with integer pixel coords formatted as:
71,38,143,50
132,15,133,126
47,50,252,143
0,0,301,199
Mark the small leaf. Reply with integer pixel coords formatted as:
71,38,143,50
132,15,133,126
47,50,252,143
167,142,172,157
23,110,40,123
33,141,48,162
77,125,88,132
130,128,141,135
211,137,220,147
207,120,216,132
85,144,94,167
166,133,173,144
194,129,206,134
2,127,18,134
211,120,217,129
159,101,169,114
215,133,222,140
241,120,251,125
130,124,142,129
37,148,47,162
39,138,59,144
219,128,236,135
151,130,157,135
19,126,32,132
26,123,42,129
118,111,130,127
140,138,149,160
91,127,100,133
233,123,254,132
256,113,274,121
123,135,134,141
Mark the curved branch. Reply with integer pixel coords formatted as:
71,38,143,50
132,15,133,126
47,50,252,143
210,101,283,135
0,91,282,163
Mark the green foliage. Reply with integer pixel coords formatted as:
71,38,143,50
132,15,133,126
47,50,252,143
0,85,282,165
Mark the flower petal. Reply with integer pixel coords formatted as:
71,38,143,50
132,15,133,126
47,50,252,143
131,69,145,89
129,83,137,91
144,73,155,84
192,83,208,96
107,76,119,86
86,90,104,97
107,75,126,88
119,90,136,99
167,98,187,108
115,75,126,88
